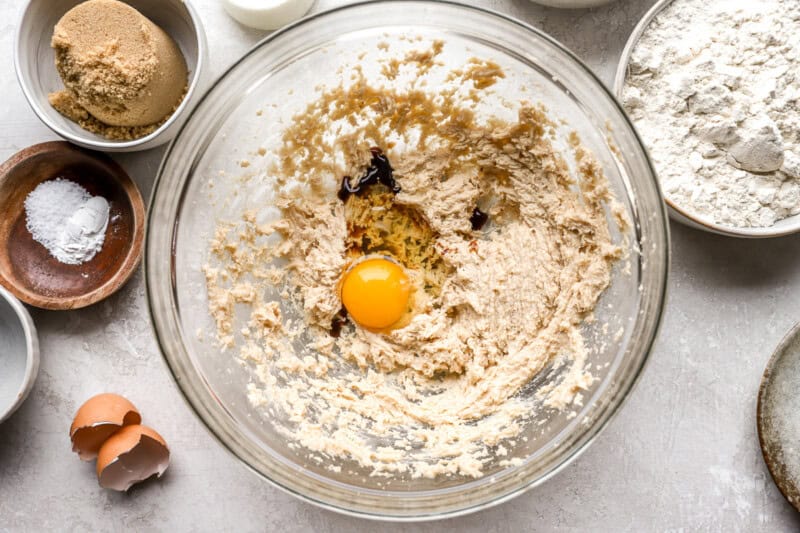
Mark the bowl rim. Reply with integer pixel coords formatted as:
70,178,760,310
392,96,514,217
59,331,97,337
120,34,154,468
613,0,800,239
529,0,620,7
146,0,670,520
0,141,146,310
0,285,40,424
12,0,207,152
757,320,800,512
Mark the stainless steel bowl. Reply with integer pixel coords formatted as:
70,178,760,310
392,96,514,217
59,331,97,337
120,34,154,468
147,1,669,520
0,285,39,424
614,0,800,238
14,0,207,153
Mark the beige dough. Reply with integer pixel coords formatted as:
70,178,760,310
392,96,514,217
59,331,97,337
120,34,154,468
204,43,625,479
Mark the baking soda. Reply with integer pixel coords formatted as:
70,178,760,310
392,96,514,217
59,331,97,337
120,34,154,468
24,178,110,265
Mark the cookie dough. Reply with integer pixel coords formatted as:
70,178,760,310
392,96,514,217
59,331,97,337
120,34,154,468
204,43,624,479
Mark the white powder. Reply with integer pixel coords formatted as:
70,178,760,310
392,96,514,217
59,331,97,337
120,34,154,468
24,178,110,265
622,0,800,228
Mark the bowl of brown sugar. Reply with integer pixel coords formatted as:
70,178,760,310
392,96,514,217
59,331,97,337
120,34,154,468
14,0,207,152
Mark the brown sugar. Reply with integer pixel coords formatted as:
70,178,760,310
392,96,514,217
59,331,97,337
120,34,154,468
49,0,188,139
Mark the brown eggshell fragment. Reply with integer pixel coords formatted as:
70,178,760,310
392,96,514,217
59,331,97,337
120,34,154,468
70,393,141,461
96,425,170,491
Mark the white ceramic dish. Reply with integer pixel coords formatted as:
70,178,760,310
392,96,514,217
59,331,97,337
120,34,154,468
14,0,207,153
222,0,315,30
0,285,39,424
614,0,800,238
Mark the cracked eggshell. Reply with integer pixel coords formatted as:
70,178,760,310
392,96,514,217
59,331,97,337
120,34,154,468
70,393,141,461
96,425,170,491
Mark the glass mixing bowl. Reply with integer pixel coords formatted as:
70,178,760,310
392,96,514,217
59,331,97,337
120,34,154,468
146,1,669,520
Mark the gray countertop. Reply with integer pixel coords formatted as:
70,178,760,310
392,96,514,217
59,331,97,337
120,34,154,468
2,0,800,531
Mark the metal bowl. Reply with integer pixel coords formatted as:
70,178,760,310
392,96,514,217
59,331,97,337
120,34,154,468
14,0,207,153
614,0,800,238
0,285,39,424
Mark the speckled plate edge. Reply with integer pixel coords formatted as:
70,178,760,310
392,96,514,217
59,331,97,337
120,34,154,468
612,0,800,239
757,321,800,512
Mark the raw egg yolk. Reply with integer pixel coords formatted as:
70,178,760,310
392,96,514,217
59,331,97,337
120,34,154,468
341,258,410,331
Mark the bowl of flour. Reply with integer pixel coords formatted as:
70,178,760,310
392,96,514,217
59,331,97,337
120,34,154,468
616,0,800,238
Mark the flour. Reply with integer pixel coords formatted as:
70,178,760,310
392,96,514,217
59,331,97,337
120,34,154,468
25,178,110,265
622,0,800,228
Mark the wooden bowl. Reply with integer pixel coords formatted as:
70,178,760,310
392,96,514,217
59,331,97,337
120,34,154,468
0,142,144,310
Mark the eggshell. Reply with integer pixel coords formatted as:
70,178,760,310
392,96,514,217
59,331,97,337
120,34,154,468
97,425,170,491
70,393,141,461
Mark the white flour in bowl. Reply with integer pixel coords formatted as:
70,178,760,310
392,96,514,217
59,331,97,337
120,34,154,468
622,0,800,228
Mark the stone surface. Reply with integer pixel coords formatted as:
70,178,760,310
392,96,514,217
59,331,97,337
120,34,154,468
2,0,800,530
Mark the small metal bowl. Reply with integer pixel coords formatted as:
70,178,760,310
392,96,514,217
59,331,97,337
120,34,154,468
613,0,800,238
0,285,39,424
14,0,207,153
